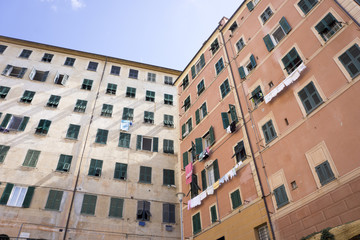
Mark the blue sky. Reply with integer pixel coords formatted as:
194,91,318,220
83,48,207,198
0,0,242,70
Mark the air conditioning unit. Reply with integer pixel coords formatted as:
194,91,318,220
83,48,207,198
63,163,70,172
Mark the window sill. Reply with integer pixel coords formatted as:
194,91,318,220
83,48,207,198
138,181,152,185
55,170,70,174
276,201,290,210
87,175,101,179
65,137,78,141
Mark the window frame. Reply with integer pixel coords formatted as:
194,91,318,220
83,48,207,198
164,114,174,127
144,111,154,124
81,194,97,215
56,154,72,172
88,159,103,177
215,58,225,75
197,79,205,96
118,132,131,148
260,6,273,24
114,162,128,180
87,61,98,71
66,124,80,140
192,212,202,235
64,57,75,67
101,104,113,117
297,81,323,115
110,66,121,76
129,69,139,79
109,197,124,218
23,149,40,167
139,166,152,184
230,188,242,209
0,86,10,99
164,76,173,85
95,129,108,144
106,83,117,95
74,99,88,113
126,87,136,98
262,120,277,144
81,79,93,91
235,37,246,52
122,107,134,120
46,95,61,108
220,79,231,99
41,53,54,63
45,190,63,211
164,93,173,105
163,139,174,154
147,72,156,82
163,169,175,186
163,203,175,223
145,90,155,102
19,49,32,59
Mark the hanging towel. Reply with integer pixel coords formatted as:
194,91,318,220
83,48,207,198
190,195,201,208
185,162,193,184
120,120,132,131
219,176,225,184
213,180,220,190
207,185,214,195
199,191,207,201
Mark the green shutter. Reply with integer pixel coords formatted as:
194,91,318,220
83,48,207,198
153,137,159,152
213,159,220,182
247,1,254,11
250,54,257,68
193,213,201,234
0,114,12,128
263,34,274,52
274,185,289,208
195,109,200,125
238,66,246,79
201,169,207,190
188,119,192,132
136,135,142,150
109,197,124,218
182,124,186,138
211,205,217,223
0,145,10,163
221,112,230,129
200,54,205,68
45,190,63,210
279,17,291,34
229,104,238,123
81,194,97,215
22,186,35,208
0,183,14,205
209,126,215,145
18,116,29,131
41,71,49,82
19,68,27,78
183,152,188,168
231,189,242,209
191,65,196,79
195,138,203,155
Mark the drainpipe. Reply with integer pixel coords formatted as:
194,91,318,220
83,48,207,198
219,30,276,240
333,0,360,27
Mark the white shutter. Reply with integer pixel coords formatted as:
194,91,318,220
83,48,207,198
2,65,13,76
29,67,36,80
54,71,59,83
62,74,69,85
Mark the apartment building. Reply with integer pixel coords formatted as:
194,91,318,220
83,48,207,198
0,35,181,240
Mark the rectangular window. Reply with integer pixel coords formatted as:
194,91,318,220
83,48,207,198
101,104,113,117
129,69,138,79
47,95,61,108
215,58,225,75
338,44,360,78
233,141,246,163
282,47,302,74
114,162,128,180
137,200,151,221
147,72,156,82
42,53,54,63
298,82,323,114
197,80,205,96
191,174,201,198
136,135,158,152
87,61,98,71
236,38,245,52
88,159,103,177
74,99,87,113
229,21,238,32
29,68,49,82
64,57,76,67
118,132,131,148
126,87,136,98
122,107,134,120
23,149,40,167
0,184,34,208
56,154,72,172
273,185,289,208
95,129,108,144
164,76,173,85
53,72,69,85
146,90,155,102
2,65,27,79
262,120,277,144
81,79,93,90
315,13,342,42
0,145,10,163
35,119,51,135
109,197,124,218
144,111,154,124
81,194,97,215
66,124,80,140
192,212,201,234
210,205,217,223
315,160,335,186
164,94,173,105
263,17,292,52
195,102,207,124
183,96,191,111
298,0,319,15
182,118,193,138
163,169,175,185
163,139,174,154
182,75,189,90
0,86,10,99
250,86,264,107
106,83,117,95
164,114,174,127
20,90,35,104
139,166,152,183
0,45,7,54
163,203,175,223
19,49,32,59
210,39,220,54
220,79,230,98
256,224,271,240
191,54,206,79
0,114,29,131
260,7,273,24
230,189,242,209
110,66,121,75
45,190,63,211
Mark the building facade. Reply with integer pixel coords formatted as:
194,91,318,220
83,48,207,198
0,35,181,240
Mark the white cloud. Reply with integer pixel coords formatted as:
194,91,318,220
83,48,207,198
70,0,85,10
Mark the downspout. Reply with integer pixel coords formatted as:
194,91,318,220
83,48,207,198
333,0,360,27
63,57,108,240
219,31,276,240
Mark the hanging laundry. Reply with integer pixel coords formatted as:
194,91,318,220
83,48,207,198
120,120,132,131
213,180,220,190
199,191,207,201
185,162,193,184
190,195,201,208
207,185,214,195
188,200,191,210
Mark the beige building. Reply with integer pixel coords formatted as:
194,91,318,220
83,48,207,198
0,35,181,240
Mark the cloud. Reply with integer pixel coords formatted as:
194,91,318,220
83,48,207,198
70,0,85,10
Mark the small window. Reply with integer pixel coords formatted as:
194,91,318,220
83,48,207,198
64,57,76,67
338,43,360,78
81,194,97,215
35,119,51,135
0,45,7,54
194,126,215,159
148,72,156,82
19,49,32,59
230,189,242,209
220,79,230,98
210,205,217,223
136,135,158,152
163,203,175,223
181,118,192,139
195,102,207,125
66,124,80,140
122,107,134,120
101,104,113,117
2,65,27,79
181,75,189,90
229,22,238,32
74,99,87,113
164,76,173,85
56,154,72,172
87,61,98,71
191,54,206,79
315,160,335,186
126,87,136,98
273,185,289,208
139,166,152,183
0,86,10,99
81,79,93,90
315,13,342,42
53,73,69,85
233,141,246,163
146,90,155,102
23,149,40,167
45,190,63,211
118,132,131,148
192,212,202,234
164,114,174,127
183,96,191,111
215,58,225,75
298,82,323,114
236,38,245,52
88,159,103,177
95,129,108,144
114,162,128,180
250,86,264,107
298,0,319,15
210,39,220,54
106,83,117,95
247,0,261,11
163,169,175,185
20,90,35,104
0,145,10,163
0,114,29,131
129,69,138,79
144,111,154,124
260,7,273,24
201,159,220,190
110,66,121,75
197,80,205,96
263,17,292,52
29,68,49,82
137,200,151,221
191,174,201,198
256,224,271,240
221,104,238,130
42,53,54,63
262,120,277,144
0,184,34,208
46,95,61,108
109,197,124,218
164,94,173,105
163,139,174,154
281,47,302,74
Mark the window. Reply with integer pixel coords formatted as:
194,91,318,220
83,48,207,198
56,154,72,172
2,65,27,79
0,45,7,54
20,90,35,103
298,82,323,114
109,197,124,218
146,90,155,102
46,95,61,108
263,17,292,52
147,72,156,82
81,79,93,90
194,126,215,159
215,58,225,75
163,139,174,154
191,174,201,198
298,0,319,15
236,38,245,52
192,212,201,234
114,163,128,180
29,68,49,82
118,132,131,148
273,185,289,208
0,145,10,163
229,21,238,32
262,120,277,144
0,86,10,99
126,87,136,98
247,0,260,11
282,47,302,74
66,124,80,140
181,75,189,90
210,205,217,223
0,114,29,131
195,102,207,125
315,13,342,42
256,224,271,240
164,114,174,127
163,203,175,223
183,96,191,111
201,159,220,190
45,190,63,211
164,76,173,85
163,169,175,185
250,86,264,107
197,80,205,96
230,189,242,209
81,194,97,215
183,151,189,169
42,53,54,63
23,149,40,167
137,200,151,221
64,57,75,67
182,118,192,139
139,166,152,183
144,111,154,124
210,39,220,54
87,61,98,71
162,94,173,106
106,83,117,95
101,104,113,117
122,107,134,120
238,55,257,79
0,184,34,208
95,129,108,144
53,73,69,85
35,119,51,135
74,99,87,113
19,49,32,59
136,135,158,152
315,160,335,186
233,141,246,163
110,66,121,75
220,79,231,98
339,43,360,78
129,69,138,79
191,54,206,79
260,7,273,24
88,159,103,177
